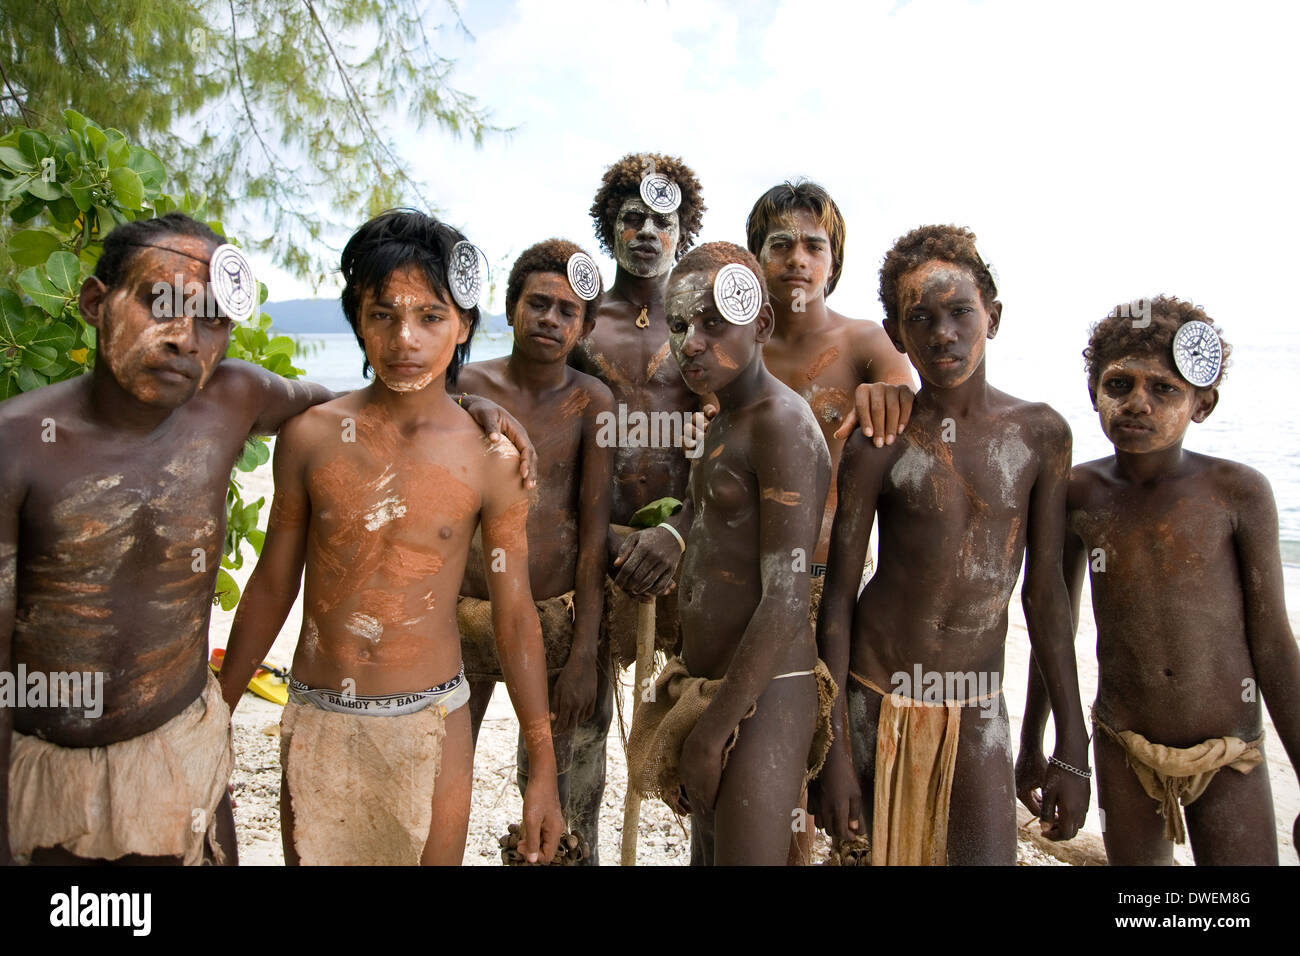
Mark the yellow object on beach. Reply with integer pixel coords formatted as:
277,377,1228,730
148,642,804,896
208,648,289,707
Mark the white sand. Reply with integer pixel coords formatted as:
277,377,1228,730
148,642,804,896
213,449,1298,865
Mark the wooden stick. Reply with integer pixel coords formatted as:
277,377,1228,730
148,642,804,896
620,596,656,866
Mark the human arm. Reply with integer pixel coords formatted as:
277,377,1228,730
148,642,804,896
678,408,831,812
0,445,19,865
611,496,694,597
448,386,538,491
551,385,614,734
1018,516,1088,815
1234,468,1300,859
835,323,917,447
214,359,335,437
808,431,883,842
480,461,562,863
1020,414,1090,840
218,415,312,714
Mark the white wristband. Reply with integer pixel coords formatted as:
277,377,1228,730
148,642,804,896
658,522,686,553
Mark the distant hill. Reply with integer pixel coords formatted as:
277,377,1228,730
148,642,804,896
263,298,509,335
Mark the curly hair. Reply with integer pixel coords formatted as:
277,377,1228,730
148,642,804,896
505,238,603,327
745,179,847,296
1084,295,1231,400
589,152,705,261
340,208,480,386
672,242,769,308
878,224,998,325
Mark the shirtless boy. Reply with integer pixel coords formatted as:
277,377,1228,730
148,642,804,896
564,152,707,861
220,210,563,865
455,239,613,859
0,213,337,865
625,242,832,865
812,225,1091,865
746,180,915,598
1017,297,1300,864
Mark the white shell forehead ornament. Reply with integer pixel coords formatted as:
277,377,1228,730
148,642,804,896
208,244,258,321
448,240,486,310
639,173,681,215
1171,320,1223,388
713,263,762,326
566,252,601,301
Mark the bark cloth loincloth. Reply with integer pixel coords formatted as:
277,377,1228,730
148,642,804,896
7,671,232,866
280,694,455,866
1092,709,1264,845
851,671,1001,867
625,657,836,807
458,590,576,682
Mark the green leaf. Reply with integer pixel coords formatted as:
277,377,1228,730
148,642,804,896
47,196,79,224
247,529,266,554
0,290,25,343
14,364,46,392
264,353,291,375
29,321,77,352
17,268,67,317
265,335,296,357
10,195,44,222
107,166,144,209
0,372,17,401
8,230,62,267
27,177,64,201
0,145,33,172
106,137,129,168
53,133,81,164
19,130,52,165
67,171,95,211
45,252,81,294
628,497,684,528
127,147,166,190
214,568,241,611
85,126,107,161
63,110,88,134
234,439,271,473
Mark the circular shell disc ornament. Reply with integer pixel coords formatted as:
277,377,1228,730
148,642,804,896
448,240,482,310
566,252,600,301
209,244,258,322
639,174,681,215
713,263,762,325
1171,320,1223,387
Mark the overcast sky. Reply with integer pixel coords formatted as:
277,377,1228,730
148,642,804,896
260,0,1299,363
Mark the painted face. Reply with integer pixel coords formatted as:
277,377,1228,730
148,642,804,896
666,269,753,396
889,260,996,389
92,236,230,408
1094,354,1210,453
758,209,834,307
510,271,588,360
613,197,680,278
359,264,468,393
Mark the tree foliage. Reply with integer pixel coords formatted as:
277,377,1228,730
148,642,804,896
0,108,301,608
0,1,498,282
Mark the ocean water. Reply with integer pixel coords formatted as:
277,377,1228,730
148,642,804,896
288,329,1300,567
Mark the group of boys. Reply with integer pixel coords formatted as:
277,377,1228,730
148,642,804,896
1,151,1296,867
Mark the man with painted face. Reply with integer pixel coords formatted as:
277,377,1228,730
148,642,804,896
746,181,916,576
567,152,707,862
0,213,332,865
0,212,538,866
624,242,833,865
220,210,564,865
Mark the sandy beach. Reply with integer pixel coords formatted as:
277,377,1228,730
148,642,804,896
213,447,1299,866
